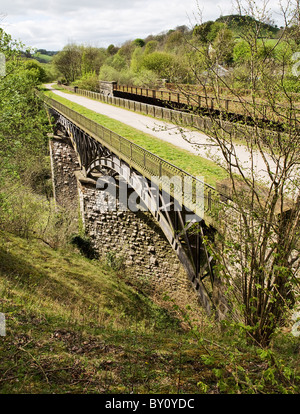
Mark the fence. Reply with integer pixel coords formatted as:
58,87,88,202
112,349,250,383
57,84,285,145
113,83,300,122
44,94,221,222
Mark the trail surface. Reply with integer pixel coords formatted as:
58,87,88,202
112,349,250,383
45,83,288,188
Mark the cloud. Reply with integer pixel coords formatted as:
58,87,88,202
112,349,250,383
1,0,207,49
0,0,283,51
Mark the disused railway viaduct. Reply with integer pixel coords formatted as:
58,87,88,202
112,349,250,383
44,92,230,319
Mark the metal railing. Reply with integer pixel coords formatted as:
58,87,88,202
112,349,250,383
114,83,300,121
57,84,289,145
44,94,221,222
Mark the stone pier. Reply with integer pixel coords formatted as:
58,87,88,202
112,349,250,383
49,134,204,317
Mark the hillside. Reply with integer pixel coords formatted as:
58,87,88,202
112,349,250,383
0,231,299,394
216,14,280,36
0,231,192,393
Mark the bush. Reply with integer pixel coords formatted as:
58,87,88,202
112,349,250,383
70,234,98,259
0,180,78,248
105,250,125,271
0,183,49,239
98,64,119,82
72,72,100,92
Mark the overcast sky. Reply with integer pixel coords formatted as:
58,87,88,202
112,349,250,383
0,0,285,51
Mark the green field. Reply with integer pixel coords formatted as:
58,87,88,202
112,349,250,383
33,53,53,63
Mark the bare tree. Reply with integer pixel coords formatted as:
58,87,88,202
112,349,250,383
179,0,300,346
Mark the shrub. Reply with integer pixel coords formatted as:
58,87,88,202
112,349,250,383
70,234,98,259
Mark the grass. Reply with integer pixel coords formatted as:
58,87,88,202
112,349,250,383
0,231,299,394
33,53,53,63
43,88,228,187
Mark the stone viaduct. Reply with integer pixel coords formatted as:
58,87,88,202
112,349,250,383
49,132,206,319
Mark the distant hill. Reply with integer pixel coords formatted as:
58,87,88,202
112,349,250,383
33,49,58,63
216,14,280,36
36,49,58,56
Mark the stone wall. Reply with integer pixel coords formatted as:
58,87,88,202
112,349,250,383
99,81,117,96
49,134,80,209
50,134,203,319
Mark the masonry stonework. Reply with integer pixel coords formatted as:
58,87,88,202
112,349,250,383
49,135,80,208
50,134,203,316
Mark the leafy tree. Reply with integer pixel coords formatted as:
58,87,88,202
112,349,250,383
141,51,179,80
193,21,225,44
212,27,235,65
165,30,185,51
23,60,48,83
52,43,82,83
130,46,145,73
144,40,159,55
0,28,50,185
193,21,215,43
115,41,134,63
133,38,145,48
81,46,107,76
107,44,119,55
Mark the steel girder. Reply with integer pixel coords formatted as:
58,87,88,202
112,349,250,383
48,107,220,317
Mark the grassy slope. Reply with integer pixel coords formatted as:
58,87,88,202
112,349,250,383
43,89,228,187
0,231,299,394
0,231,199,393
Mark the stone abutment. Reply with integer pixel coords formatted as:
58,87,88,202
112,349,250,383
49,133,204,318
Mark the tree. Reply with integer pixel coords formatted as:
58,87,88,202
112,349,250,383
212,27,235,65
81,46,107,76
52,43,82,83
141,51,188,82
144,40,158,55
133,38,145,48
0,27,50,194
193,21,214,43
179,0,300,346
23,60,48,83
107,44,119,56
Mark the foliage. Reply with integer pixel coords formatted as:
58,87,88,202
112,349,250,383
0,15,300,394
212,27,235,65
0,30,50,186
105,250,125,271
0,28,63,247
23,60,48,83
72,71,100,91
52,43,82,83
141,51,188,82
133,38,145,48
